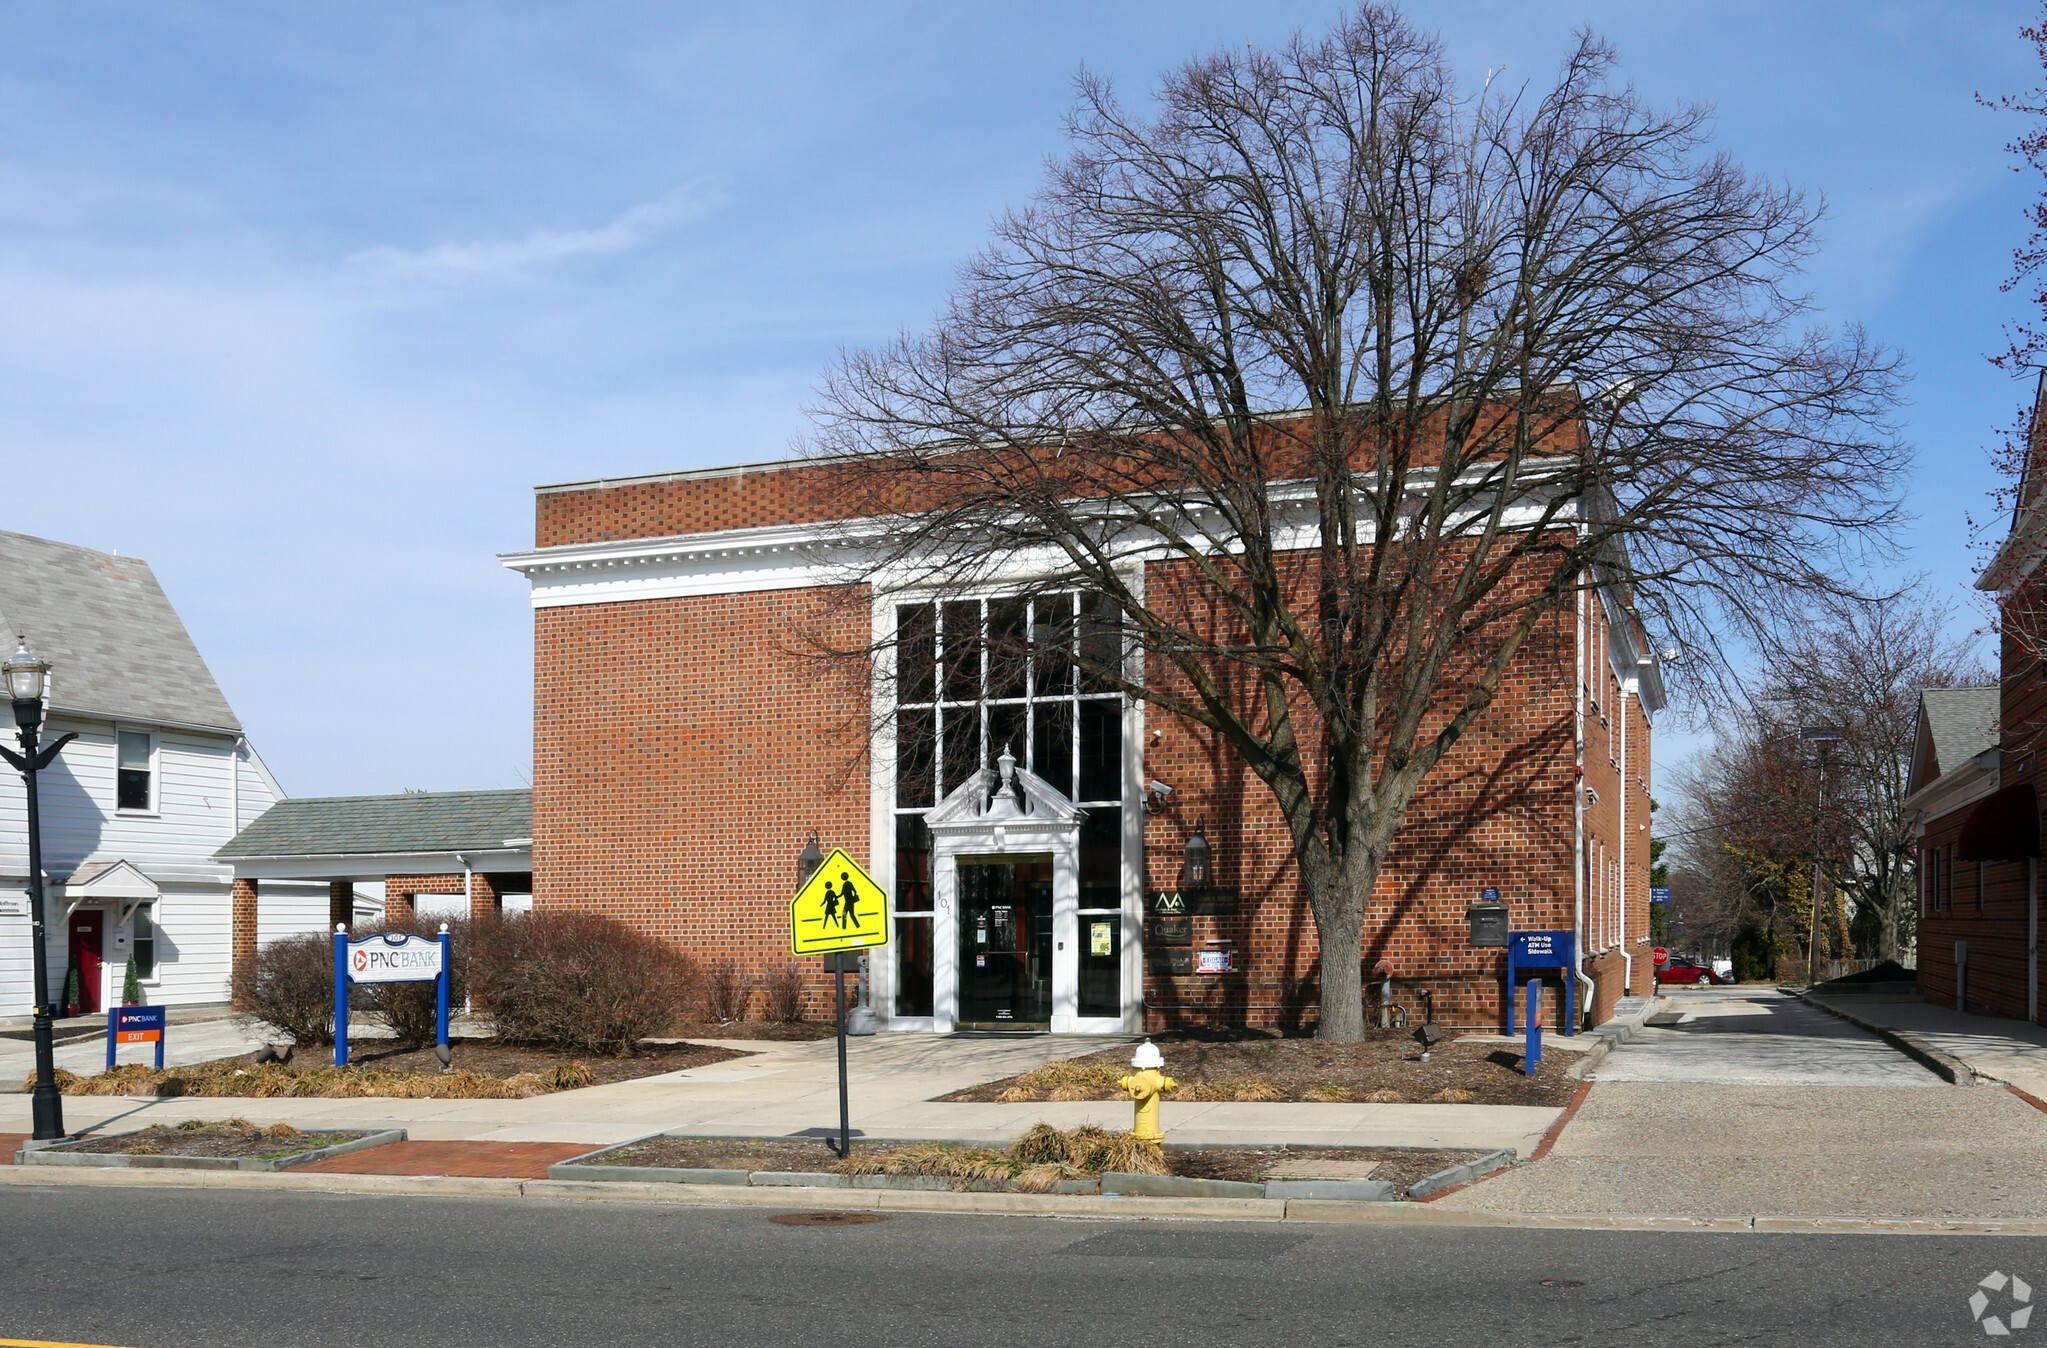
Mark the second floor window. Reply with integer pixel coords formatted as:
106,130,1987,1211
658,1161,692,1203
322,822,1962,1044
117,730,153,812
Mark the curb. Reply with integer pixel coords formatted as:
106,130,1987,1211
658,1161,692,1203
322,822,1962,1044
1797,993,1979,1085
6,1163,2047,1233
17,1127,407,1173
1405,1148,1514,1201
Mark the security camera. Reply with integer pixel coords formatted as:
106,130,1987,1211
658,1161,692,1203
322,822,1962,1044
1585,788,1600,804
1144,779,1174,815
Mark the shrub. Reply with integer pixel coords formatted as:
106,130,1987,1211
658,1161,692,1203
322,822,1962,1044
352,916,472,1047
232,933,337,1046
471,911,697,1056
702,960,752,1022
1730,926,1770,983
760,964,805,1023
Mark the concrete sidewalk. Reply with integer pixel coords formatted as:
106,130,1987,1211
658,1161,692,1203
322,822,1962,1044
1802,991,2047,1098
0,1029,1563,1157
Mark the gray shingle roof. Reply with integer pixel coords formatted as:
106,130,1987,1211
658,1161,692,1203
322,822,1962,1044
1922,686,1999,778
216,789,533,860
0,530,239,730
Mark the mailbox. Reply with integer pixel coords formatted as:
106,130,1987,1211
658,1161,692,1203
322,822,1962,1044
1467,902,1510,948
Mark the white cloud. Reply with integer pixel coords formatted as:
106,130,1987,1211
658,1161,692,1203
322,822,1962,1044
353,182,723,279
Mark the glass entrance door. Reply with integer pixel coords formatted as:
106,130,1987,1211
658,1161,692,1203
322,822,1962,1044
956,855,1052,1027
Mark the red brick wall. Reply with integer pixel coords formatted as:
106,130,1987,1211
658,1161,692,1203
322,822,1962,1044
532,587,870,1021
230,878,258,1010
528,457,1653,1033
1135,559,1589,1032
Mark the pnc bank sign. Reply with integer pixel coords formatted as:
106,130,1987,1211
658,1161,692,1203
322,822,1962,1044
346,933,444,984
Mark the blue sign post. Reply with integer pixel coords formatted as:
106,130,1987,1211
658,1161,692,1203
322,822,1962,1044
333,925,452,1068
1523,979,1542,1075
1505,929,1575,1036
106,1004,166,1071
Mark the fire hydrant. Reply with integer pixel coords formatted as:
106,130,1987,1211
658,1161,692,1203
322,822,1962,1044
1117,1040,1177,1144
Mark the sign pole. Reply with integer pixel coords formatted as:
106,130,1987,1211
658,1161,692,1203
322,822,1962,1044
1524,978,1542,1075
333,924,349,1068
436,923,452,1056
831,952,851,1159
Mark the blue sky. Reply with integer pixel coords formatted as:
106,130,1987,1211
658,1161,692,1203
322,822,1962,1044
0,1,2033,796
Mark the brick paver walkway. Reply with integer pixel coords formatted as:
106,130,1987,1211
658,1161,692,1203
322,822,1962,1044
292,1140,591,1179
0,1133,27,1164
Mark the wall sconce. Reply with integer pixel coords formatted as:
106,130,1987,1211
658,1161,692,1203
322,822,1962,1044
1180,822,1211,888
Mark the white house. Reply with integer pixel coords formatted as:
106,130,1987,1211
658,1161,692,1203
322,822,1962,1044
0,530,340,1020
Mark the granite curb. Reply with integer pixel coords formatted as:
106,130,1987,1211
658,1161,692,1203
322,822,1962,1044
16,1127,407,1173
1797,993,1978,1086
549,1134,1482,1202
7,1159,2046,1233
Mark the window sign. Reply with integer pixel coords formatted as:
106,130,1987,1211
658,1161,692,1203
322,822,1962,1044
1090,921,1114,956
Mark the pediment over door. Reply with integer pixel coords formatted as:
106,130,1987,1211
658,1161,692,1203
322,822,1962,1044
923,747,1084,840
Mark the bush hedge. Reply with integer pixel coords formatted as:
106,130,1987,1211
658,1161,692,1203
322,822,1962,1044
232,933,336,1047
471,911,698,1056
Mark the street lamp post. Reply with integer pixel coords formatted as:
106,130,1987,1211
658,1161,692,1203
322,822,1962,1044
0,638,77,1140
1800,726,1846,985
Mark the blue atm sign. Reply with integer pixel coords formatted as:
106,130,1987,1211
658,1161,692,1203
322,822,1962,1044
1510,930,1570,961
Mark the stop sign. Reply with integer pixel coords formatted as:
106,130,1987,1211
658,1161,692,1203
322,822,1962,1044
1652,947,1669,966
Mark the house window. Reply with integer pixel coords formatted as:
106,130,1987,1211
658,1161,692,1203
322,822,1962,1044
892,592,1128,1016
132,905,156,980
116,729,155,812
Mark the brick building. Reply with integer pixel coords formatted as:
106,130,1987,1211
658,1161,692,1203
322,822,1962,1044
498,451,1663,1035
1911,375,2047,1025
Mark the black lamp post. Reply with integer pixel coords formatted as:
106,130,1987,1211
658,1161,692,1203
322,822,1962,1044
0,638,77,1140
796,831,824,887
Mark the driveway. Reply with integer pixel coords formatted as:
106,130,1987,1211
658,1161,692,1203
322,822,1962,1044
1593,985,1942,1087
1437,986,2047,1220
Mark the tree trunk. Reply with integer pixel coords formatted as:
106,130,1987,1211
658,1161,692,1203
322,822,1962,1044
1310,865,1372,1041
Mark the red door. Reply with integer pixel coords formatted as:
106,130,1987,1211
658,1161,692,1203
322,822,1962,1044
67,911,103,1016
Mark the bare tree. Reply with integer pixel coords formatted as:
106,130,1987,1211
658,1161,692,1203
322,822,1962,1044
1667,585,1984,968
810,7,1907,1038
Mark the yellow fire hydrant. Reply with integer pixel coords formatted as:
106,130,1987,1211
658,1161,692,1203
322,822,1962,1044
1118,1040,1177,1144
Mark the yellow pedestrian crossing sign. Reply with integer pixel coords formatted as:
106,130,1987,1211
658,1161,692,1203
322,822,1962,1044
790,849,890,955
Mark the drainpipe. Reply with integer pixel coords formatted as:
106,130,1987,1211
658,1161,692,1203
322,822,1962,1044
1572,587,1594,1027
1617,672,1633,997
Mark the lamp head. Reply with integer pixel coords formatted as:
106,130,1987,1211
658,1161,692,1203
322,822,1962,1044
3,637,47,726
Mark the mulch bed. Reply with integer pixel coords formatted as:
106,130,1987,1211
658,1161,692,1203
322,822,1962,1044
336,1037,750,1083
40,1038,753,1100
585,1136,1484,1200
940,1029,1583,1107
63,1122,368,1160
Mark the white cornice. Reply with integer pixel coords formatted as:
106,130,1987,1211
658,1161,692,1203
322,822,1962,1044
499,464,1583,609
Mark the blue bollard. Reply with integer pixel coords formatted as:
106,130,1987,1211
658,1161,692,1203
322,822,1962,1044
1524,978,1542,1075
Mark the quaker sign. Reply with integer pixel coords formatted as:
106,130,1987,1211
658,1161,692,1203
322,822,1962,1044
333,926,453,1068
105,1003,166,1071
346,933,444,983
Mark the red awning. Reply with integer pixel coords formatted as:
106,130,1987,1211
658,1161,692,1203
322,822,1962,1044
1957,784,2040,862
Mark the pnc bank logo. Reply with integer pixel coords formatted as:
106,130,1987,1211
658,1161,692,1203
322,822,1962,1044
351,949,369,974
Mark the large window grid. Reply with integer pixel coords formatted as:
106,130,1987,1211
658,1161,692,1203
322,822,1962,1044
892,593,1128,1019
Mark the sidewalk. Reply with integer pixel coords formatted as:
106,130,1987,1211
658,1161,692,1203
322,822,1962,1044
1,1029,1563,1157
1801,991,2047,1098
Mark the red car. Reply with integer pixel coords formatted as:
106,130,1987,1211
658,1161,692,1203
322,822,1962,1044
1657,957,1723,985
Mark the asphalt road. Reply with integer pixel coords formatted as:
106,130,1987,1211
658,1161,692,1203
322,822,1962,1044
0,1185,2043,1346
